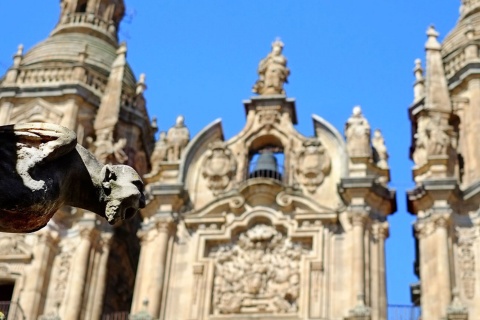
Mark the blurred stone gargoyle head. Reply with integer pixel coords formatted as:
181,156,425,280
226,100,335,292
0,122,146,233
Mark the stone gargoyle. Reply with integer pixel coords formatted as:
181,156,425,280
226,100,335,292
0,123,145,233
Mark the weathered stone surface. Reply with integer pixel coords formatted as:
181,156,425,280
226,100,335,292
0,122,145,233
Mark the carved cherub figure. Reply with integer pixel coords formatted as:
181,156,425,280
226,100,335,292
0,123,145,233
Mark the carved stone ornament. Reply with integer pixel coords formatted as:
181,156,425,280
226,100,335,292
456,227,476,299
202,141,237,194
0,123,145,233
166,115,190,162
296,139,331,193
0,235,29,256
208,224,307,315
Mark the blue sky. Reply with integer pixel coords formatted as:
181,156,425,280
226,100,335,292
0,1,461,305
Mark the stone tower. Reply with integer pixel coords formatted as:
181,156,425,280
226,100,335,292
408,1,480,319
134,40,396,320
0,1,154,319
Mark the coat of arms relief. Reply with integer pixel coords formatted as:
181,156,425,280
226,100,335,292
208,224,309,315
296,139,331,193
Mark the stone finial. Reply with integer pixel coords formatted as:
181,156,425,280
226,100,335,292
413,59,425,102
425,25,441,50
252,38,290,95
12,44,24,67
345,106,372,158
414,59,424,81
136,73,147,95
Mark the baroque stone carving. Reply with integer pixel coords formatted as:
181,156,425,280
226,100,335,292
202,141,237,194
0,123,145,233
456,227,476,299
166,115,190,162
148,131,168,175
253,39,290,95
413,114,451,166
372,129,389,169
209,224,307,315
93,129,129,164
345,106,371,158
296,139,331,193
0,235,28,256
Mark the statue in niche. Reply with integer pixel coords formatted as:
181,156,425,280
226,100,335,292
412,114,451,167
147,131,168,176
202,141,237,194
166,115,190,162
296,138,331,193
372,129,389,169
0,123,145,233
425,114,450,156
93,129,129,164
253,39,290,95
345,106,371,158
209,224,306,315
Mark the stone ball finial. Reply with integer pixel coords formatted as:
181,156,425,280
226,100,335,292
352,105,362,116
176,115,185,127
425,25,441,50
16,44,24,56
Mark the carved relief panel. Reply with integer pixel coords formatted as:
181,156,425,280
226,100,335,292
202,141,237,195
296,139,331,193
455,226,477,300
207,224,309,316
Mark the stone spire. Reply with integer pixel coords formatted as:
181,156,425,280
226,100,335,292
92,42,128,163
424,26,451,112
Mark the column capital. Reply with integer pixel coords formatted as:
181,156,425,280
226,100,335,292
371,221,389,240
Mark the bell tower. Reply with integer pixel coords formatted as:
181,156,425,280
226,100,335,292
408,1,480,319
0,1,154,319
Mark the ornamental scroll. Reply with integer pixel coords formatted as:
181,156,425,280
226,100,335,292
208,224,308,315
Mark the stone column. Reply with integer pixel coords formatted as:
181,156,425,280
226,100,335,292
467,78,480,182
352,214,367,307
21,230,58,320
377,223,388,320
131,215,175,318
131,225,156,313
147,216,175,318
89,232,113,320
436,216,452,318
62,227,95,320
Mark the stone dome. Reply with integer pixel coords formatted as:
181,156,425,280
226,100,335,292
20,32,136,89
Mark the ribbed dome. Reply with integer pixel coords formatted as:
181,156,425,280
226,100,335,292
442,16,480,58
20,32,136,89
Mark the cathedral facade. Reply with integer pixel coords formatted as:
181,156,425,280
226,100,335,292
0,1,476,320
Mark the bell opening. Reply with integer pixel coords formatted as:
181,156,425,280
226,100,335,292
248,148,284,182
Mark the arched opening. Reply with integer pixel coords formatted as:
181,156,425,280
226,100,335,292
76,0,88,13
247,135,284,182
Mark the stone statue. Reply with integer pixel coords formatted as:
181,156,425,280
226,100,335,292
345,106,372,158
372,129,389,169
0,123,145,233
147,131,168,176
93,129,129,164
425,114,450,156
166,115,190,162
253,39,290,95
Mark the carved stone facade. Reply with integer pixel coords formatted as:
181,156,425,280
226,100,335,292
0,2,399,320
0,1,151,319
408,2,480,320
